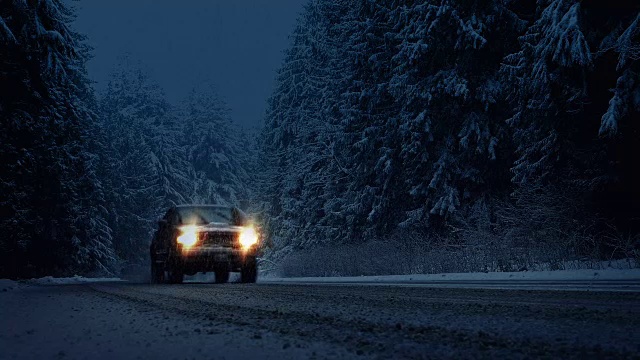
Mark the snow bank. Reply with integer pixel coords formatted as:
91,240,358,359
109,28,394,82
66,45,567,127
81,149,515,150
263,268,640,284
0,279,21,292
28,275,123,285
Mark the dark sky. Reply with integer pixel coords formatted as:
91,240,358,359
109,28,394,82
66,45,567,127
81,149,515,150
69,0,306,128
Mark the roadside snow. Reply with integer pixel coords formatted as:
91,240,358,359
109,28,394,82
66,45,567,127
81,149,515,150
0,279,21,292
263,268,640,284
28,275,123,285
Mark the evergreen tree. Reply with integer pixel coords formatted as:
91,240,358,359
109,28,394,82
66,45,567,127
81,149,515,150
502,0,640,232
0,0,115,277
503,0,593,186
336,0,403,239
179,82,249,206
388,0,521,228
100,56,190,264
259,0,357,253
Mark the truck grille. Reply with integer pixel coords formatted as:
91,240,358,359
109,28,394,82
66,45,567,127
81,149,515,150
200,232,236,247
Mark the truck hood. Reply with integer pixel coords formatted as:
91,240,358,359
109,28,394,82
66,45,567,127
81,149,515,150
191,223,244,233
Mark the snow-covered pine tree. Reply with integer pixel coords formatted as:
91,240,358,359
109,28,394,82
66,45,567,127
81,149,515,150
0,0,115,277
100,56,191,265
286,0,361,248
258,0,359,255
593,6,640,233
329,0,404,241
599,12,640,136
235,126,259,209
502,0,640,241
260,1,326,253
306,0,360,246
179,81,249,206
504,2,638,191
503,0,593,186
388,0,521,229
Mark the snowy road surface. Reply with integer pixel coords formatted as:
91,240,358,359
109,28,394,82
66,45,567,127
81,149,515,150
2,280,640,359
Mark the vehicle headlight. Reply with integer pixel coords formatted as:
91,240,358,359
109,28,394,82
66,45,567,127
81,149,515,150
177,225,199,249
239,226,259,249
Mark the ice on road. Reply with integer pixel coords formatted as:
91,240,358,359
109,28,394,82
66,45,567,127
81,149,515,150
2,280,639,359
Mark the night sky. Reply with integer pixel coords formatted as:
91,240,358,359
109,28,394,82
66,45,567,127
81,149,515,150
69,0,306,128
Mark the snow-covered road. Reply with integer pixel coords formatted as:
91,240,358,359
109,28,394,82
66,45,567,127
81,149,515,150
2,280,639,359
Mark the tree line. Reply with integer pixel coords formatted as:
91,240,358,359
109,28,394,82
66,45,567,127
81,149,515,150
258,0,640,272
1,0,638,278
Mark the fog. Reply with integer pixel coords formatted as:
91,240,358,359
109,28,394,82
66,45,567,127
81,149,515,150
70,0,306,128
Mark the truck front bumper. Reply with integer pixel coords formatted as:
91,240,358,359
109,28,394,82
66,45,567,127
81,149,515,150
178,246,256,273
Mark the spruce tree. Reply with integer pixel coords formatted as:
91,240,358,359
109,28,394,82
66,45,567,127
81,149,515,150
100,56,189,265
179,82,248,206
0,0,115,277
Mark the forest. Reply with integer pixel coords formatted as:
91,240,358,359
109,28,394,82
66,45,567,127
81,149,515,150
1,0,639,278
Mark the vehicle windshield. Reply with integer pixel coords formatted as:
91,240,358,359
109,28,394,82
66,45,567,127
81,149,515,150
176,206,244,226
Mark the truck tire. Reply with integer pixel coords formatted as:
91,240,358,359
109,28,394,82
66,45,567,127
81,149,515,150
151,261,164,284
240,258,257,283
215,269,230,284
167,264,184,284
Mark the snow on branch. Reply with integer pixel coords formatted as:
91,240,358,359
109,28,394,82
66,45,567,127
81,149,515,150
456,14,487,50
0,16,17,44
615,13,640,70
540,1,592,68
600,69,637,136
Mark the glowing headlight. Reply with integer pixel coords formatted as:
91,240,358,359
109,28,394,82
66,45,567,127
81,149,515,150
239,226,259,249
177,225,199,249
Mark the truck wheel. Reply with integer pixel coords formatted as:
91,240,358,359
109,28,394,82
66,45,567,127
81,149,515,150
167,265,184,284
215,269,230,284
151,261,164,284
240,258,257,283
